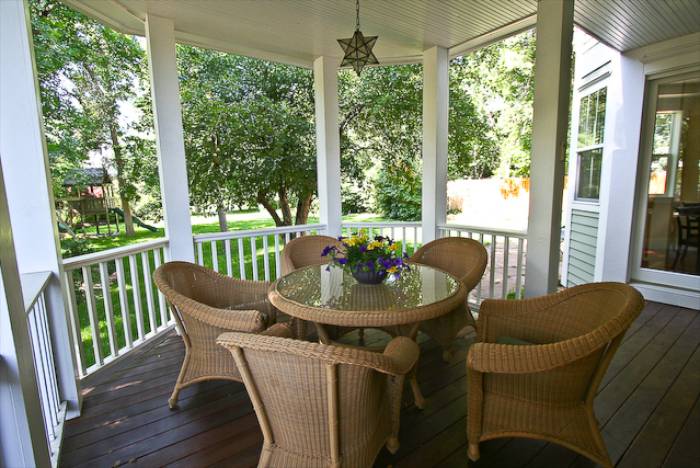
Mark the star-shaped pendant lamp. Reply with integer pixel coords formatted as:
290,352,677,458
337,0,378,76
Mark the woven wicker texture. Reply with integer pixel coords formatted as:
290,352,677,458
409,237,488,359
466,282,645,467
217,332,419,467
153,261,287,409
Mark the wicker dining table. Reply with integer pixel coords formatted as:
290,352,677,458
268,263,468,408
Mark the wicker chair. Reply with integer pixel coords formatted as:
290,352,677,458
466,282,644,467
281,234,345,339
410,237,487,360
154,261,287,409
217,332,420,467
281,234,343,275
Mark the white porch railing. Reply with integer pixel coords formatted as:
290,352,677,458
193,224,327,280
438,224,528,304
341,221,423,256
62,239,172,377
22,271,66,466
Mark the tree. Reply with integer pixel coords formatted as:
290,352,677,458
178,47,316,228
31,0,153,235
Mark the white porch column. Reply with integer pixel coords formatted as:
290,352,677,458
0,164,52,468
0,0,81,418
421,46,449,243
145,14,195,262
524,0,574,297
313,56,342,237
595,55,645,282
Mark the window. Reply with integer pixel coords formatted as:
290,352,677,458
575,87,607,201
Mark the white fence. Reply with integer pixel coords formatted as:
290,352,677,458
438,224,527,304
22,271,66,465
62,239,172,377
193,224,326,280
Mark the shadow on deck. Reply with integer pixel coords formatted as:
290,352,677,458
60,301,700,467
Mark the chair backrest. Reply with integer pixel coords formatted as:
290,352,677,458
217,332,393,467
411,237,488,290
281,235,343,275
154,261,226,308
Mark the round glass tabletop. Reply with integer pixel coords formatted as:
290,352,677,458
275,263,460,312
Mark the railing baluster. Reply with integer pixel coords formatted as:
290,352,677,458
224,239,233,277
36,298,59,429
63,270,86,376
515,238,524,299
153,248,169,327
210,240,218,272
81,265,103,367
262,235,270,281
502,236,510,299
274,234,281,279
196,241,204,266
401,227,407,256
128,254,145,342
284,232,290,244
251,236,259,281
477,233,484,303
38,295,61,418
98,262,117,357
116,257,133,349
489,235,496,299
237,238,246,279
27,310,53,437
141,252,157,335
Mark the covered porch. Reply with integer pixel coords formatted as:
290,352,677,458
1,0,699,467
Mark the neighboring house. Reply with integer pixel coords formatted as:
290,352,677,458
562,30,700,308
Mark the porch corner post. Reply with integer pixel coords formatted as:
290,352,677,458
145,14,195,263
313,56,342,237
0,0,81,419
421,46,449,243
524,0,574,297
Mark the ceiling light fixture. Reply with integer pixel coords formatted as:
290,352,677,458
337,0,378,76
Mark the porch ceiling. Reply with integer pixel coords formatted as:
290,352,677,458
64,0,700,67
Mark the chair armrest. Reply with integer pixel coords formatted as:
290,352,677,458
466,337,604,374
381,337,420,376
182,298,267,333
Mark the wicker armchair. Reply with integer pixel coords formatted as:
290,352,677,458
154,261,287,409
217,332,420,467
410,237,487,360
281,234,345,339
466,282,644,467
281,234,343,275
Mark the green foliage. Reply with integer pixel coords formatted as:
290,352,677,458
177,47,316,226
373,160,423,221
30,0,157,229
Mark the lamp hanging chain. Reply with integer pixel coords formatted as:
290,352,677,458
355,0,360,31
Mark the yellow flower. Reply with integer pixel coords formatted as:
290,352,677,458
389,243,399,251
367,240,382,250
387,266,398,274
343,237,356,247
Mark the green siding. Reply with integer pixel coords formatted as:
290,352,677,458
567,209,599,287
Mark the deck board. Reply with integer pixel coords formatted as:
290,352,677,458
60,301,699,467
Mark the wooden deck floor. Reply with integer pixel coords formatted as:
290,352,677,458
60,301,700,468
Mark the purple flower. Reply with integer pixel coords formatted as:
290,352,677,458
321,245,335,257
359,244,367,253
337,257,348,265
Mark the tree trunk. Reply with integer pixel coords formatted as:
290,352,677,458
217,203,228,232
278,188,293,225
110,123,135,236
258,193,284,226
295,192,313,225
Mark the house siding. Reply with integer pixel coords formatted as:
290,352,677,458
566,209,598,286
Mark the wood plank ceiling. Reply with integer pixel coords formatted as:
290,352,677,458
64,0,700,67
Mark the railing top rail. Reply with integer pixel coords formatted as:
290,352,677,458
62,238,169,271
193,223,327,242
342,221,421,227
20,271,52,312
193,224,326,242
438,223,527,238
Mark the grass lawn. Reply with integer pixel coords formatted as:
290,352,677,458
65,210,404,370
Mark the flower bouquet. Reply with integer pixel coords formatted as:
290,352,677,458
322,231,409,285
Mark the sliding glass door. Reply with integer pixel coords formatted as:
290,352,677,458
632,72,700,291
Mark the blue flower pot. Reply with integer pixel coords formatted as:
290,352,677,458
351,268,388,285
